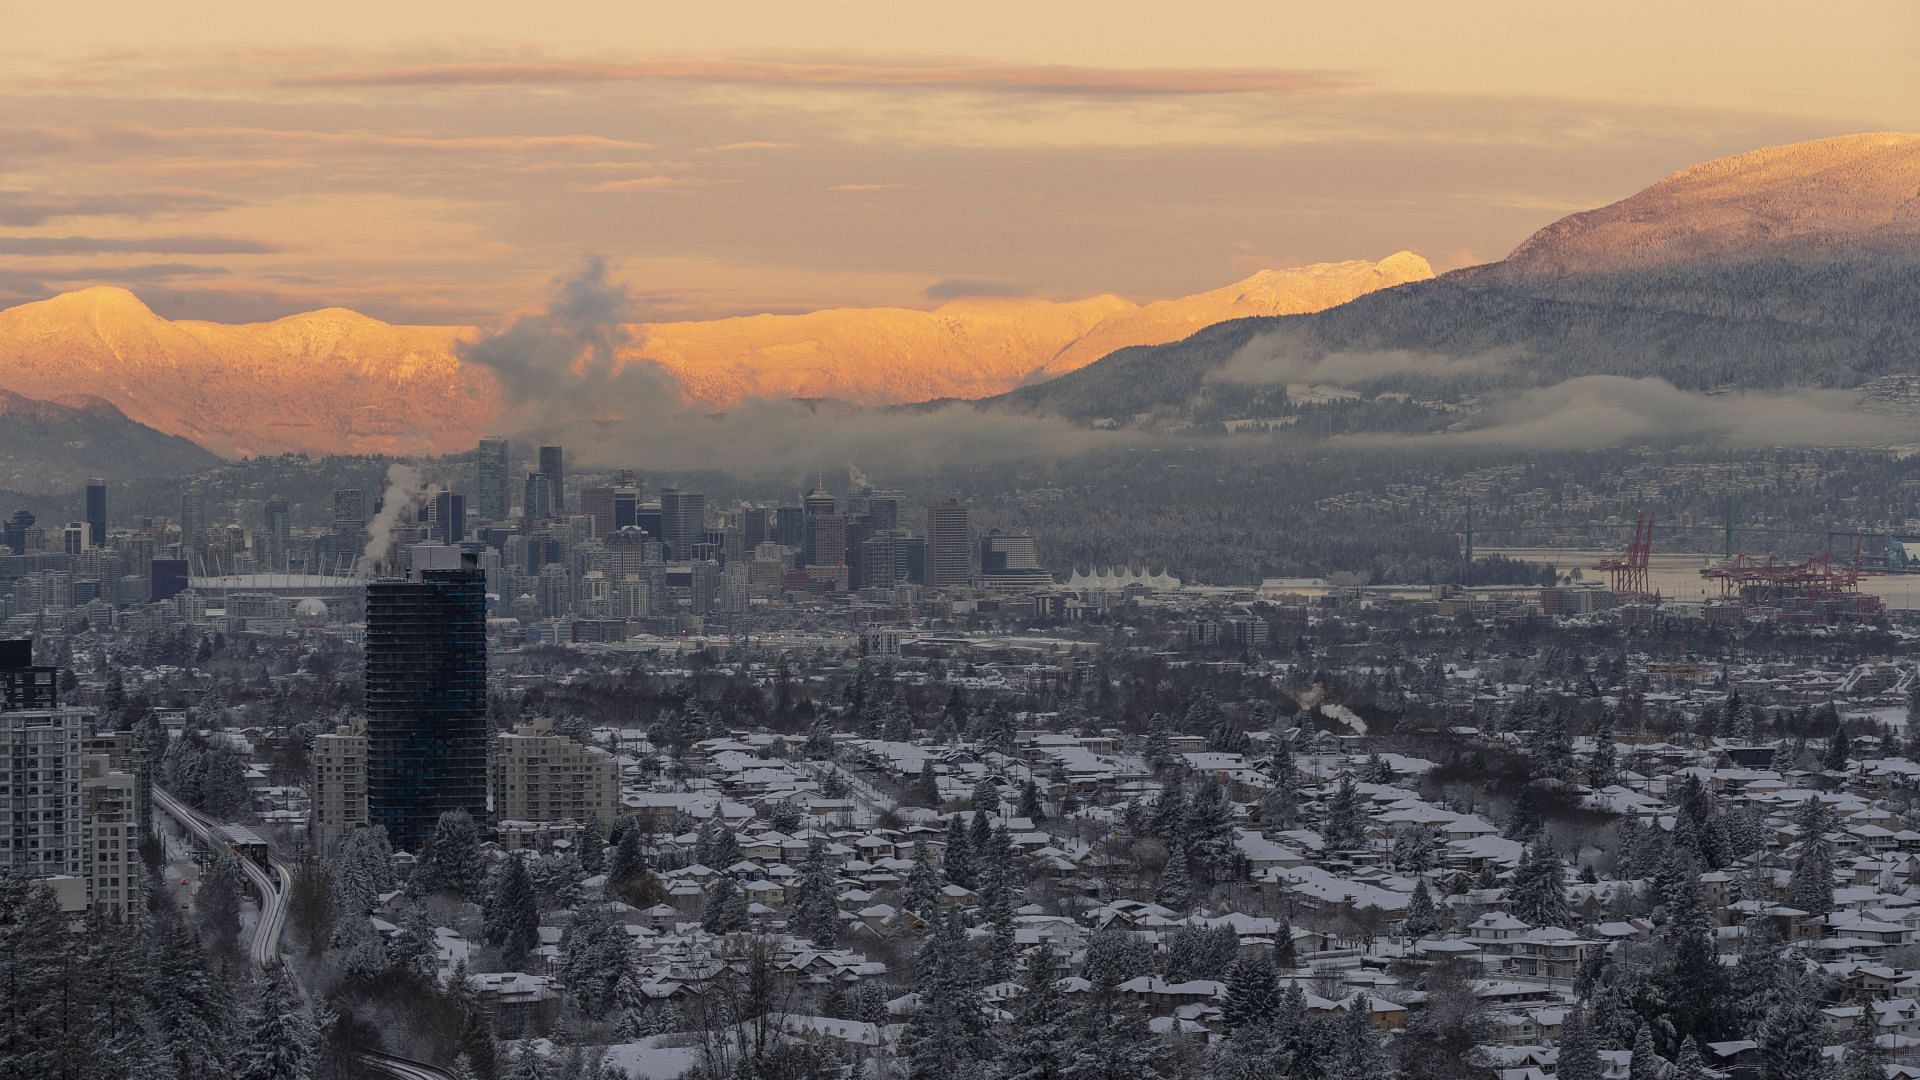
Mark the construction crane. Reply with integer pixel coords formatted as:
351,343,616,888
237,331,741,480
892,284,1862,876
1594,510,1656,602
1700,538,1882,621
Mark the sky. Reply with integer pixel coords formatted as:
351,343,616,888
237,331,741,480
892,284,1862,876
4,1,1915,324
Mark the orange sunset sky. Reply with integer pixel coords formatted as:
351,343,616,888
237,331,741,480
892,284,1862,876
6,1,1916,324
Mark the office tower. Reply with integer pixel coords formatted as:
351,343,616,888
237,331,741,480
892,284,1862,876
2,509,32,555
613,488,639,531
432,491,468,544
661,488,706,561
634,504,664,542
84,478,107,548
262,495,291,571
364,553,488,851
898,535,928,584
476,436,510,521
523,472,553,523
538,445,566,514
926,500,972,588
178,486,205,562
844,517,872,584
773,505,803,551
859,534,900,589
868,490,905,532
149,558,189,603
806,512,846,570
62,523,89,555
804,485,836,519
717,562,750,614
490,718,619,826
310,720,368,849
1,643,85,882
980,531,1041,572
580,486,617,538
743,507,771,549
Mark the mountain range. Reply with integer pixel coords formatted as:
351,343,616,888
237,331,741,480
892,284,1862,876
992,132,1920,425
0,253,1431,458
1,131,1913,466
0,389,220,493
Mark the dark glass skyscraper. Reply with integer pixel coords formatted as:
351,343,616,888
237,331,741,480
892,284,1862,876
537,444,565,514
365,554,488,851
84,478,107,548
476,436,510,521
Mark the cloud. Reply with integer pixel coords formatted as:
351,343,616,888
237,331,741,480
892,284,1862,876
697,141,797,154
828,183,903,192
1212,334,1523,385
0,189,241,226
1342,376,1907,451
0,235,285,255
575,176,707,194
924,277,1031,301
280,57,1358,97
460,256,1136,473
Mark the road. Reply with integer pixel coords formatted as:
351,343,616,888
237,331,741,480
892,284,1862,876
150,786,456,1080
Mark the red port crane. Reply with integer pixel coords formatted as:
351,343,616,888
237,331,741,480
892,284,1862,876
1595,510,1656,602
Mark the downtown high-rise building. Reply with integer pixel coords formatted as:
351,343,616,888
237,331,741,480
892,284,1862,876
364,553,489,851
84,478,107,548
926,500,972,589
476,436,510,521
523,472,554,523
431,491,468,544
661,487,706,561
262,495,291,572
538,445,566,514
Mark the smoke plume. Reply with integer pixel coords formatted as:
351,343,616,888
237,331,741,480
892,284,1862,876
360,463,423,575
458,256,1141,476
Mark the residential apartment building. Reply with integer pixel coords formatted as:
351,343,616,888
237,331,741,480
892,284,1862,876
490,717,619,827
311,720,369,847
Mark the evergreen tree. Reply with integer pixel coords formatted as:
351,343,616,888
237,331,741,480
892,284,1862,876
1148,783,1187,840
1156,840,1193,912
1186,780,1239,875
1557,1007,1603,1080
1404,878,1443,938
1788,808,1837,918
1731,920,1790,1032
905,913,993,1080
1588,712,1620,788
198,851,246,956
1761,975,1830,1080
331,825,397,915
1081,928,1153,990
1503,785,1543,841
1061,1000,1164,1080
1321,776,1369,852
1019,779,1046,822
235,977,315,1080
577,816,606,876
701,874,749,935
1221,952,1279,1034
1263,738,1302,828
1659,859,1732,1049
904,841,942,917
387,902,441,978
1841,1004,1887,1080
998,942,1069,1080
607,824,649,896
1672,1038,1714,1080
1824,727,1854,771
944,815,977,890
792,838,842,949
1507,838,1572,928
1326,993,1387,1080
974,778,1002,815
413,810,487,899
1628,1023,1661,1080
484,854,540,970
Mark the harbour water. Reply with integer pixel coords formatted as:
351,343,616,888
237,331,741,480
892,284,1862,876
1481,547,1920,612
